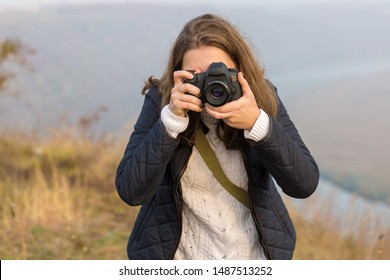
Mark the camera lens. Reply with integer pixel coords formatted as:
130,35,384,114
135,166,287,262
211,87,224,100
204,81,229,106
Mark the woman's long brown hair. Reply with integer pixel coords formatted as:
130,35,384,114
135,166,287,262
142,13,278,144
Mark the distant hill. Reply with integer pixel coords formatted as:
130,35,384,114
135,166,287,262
1,2,390,132
1,2,390,201
285,70,390,202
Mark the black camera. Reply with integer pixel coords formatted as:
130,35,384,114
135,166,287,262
183,62,242,107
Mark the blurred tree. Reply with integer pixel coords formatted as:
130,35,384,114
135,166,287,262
0,38,34,94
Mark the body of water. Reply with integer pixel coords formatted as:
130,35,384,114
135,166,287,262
284,178,390,241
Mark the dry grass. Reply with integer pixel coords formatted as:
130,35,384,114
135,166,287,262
0,130,389,260
291,213,390,259
287,196,390,260
0,130,138,260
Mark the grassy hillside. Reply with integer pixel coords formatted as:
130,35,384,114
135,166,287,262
0,127,389,260
0,127,135,259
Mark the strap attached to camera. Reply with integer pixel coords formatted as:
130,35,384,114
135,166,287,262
194,127,251,209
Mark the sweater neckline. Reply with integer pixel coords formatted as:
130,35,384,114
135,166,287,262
201,110,218,127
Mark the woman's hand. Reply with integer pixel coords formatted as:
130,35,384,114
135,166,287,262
169,70,203,117
205,72,260,131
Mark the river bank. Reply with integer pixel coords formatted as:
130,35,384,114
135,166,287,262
284,177,390,242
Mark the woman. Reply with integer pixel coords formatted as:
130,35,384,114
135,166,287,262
115,13,319,260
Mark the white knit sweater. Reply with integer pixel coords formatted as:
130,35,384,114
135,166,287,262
161,105,269,260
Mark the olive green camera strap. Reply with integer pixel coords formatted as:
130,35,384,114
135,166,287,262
194,128,251,209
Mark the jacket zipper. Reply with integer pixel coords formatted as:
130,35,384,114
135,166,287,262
241,150,272,260
168,149,191,260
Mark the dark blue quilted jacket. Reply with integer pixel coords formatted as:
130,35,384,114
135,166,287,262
115,85,319,260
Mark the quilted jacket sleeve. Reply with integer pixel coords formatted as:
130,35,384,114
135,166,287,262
115,87,181,206
249,87,320,199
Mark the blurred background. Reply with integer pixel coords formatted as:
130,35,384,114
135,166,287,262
1,0,389,259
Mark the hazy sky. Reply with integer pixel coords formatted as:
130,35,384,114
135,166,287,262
0,0,386,10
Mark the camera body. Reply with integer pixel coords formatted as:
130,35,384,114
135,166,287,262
183,62,242,107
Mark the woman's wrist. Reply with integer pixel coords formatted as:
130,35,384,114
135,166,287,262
244,109,270,141
161,105,189,138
